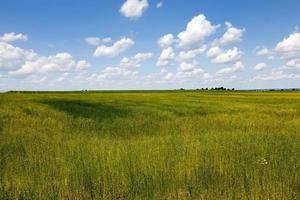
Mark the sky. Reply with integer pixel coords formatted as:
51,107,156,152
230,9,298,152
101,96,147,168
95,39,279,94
0,0,300,91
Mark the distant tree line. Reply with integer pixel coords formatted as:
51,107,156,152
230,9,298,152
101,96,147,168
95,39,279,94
180,87,235,91
208,87,235,91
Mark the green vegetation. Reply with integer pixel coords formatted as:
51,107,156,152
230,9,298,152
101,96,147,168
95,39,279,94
0,91,299,199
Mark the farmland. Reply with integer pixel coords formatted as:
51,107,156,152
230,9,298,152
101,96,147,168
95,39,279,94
0,91,299,199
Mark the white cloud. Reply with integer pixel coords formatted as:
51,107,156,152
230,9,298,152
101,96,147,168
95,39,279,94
89,66,138,81
208,46,242,64
85,37,112,46
283,58,300,69
23,75,47,84
254,62,267,71
76,60,91,70
158,34,174,48
256,32,300,59
88,67,138,81
119,0,149,19
177,14,219,49
154,15,246,84
89,52,152,81
216,61,245,75
251,31,300,83
156,47,175,67
103,66,138,78
163,61,212,82
214,22,245,46
275,32,300,52
0,41,89,78
120,52,152,68
132,52,153,62
175,67,211,81
174,68,213,82
0,42,36,71
55,72,71,82
178,46,206,61
9,52,90,76
162,72,173,81
206,46,223,58
0,32,28,43
178,62,195,72
256,47,272,56
156,1,163,8
252,70,300,81
93,37,134,57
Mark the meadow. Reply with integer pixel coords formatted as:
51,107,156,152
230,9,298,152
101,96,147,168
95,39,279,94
0,91,299,199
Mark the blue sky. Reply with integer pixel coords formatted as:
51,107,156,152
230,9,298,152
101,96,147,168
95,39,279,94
0,0,300,91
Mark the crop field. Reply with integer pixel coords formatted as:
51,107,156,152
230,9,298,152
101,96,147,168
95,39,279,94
0,91,299,199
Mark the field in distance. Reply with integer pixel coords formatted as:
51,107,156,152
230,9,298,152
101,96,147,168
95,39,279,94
0,91,299,199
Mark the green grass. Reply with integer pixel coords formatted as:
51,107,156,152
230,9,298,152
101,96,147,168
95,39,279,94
0,91,299,199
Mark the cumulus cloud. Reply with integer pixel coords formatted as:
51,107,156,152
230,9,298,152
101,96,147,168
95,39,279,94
158,34,174,48
89,52,152,81
0,40,89,78
178,62,195,72
176,64,211,81
93,37,134,57
216,61,245,75
207,46,242,64
256,47,272,56
252,70,300,81
162,72,174,81
132,52,153,62
155,14,245,80
120,52,152,68
254,62,267,71
9,52,90,76
85,37,112,46
88,66,138,81
102,66,138,79
156,47,175,67
283,58,300,69
214,22,245,46
76,60,91,70
178,46,206,61
119,0,149,19
146,60,212,84
0,32,28,43
275,32,300,52
256,32,300,59
177,14,219,49
206,46,223,58
253,32,300,83
0,42,36,71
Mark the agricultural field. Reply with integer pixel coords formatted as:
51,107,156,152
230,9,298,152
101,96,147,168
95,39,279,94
0,91,299,199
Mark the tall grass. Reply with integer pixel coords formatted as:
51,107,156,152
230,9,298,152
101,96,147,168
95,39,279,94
0,91,299,199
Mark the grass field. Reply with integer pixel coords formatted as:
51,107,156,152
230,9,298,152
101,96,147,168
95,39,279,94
0,91,299,199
